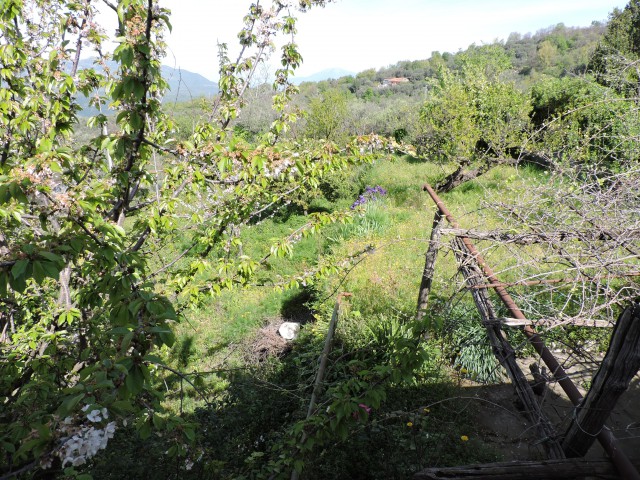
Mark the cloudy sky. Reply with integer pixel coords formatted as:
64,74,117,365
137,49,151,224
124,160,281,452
97,0,627,80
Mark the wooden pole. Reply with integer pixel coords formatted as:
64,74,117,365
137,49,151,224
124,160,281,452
291,293,350,480
416,209,444,322
414,459,618,480
562,303,640,458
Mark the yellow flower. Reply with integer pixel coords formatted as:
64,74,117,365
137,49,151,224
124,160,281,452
406,422,413,427
423,408,430,414
460,435,469,442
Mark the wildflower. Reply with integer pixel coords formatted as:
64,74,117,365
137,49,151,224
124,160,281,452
406,422,413,427
358,403,372,414
350,185,387,209
460,435,469,442
423,408,430,414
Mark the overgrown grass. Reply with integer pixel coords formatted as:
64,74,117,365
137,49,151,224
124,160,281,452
89,154,564,478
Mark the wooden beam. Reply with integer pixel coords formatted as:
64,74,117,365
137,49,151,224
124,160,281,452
414,459,618,479
498,317,611,329
439,227,640,245
562,303,640,458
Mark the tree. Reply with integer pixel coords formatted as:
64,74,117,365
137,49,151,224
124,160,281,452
416,45,532,192
0,0,381,475
530,75,640,170
591,0,640,94
304,87,349,142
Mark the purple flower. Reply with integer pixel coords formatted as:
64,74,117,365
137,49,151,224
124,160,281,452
350,185,387,209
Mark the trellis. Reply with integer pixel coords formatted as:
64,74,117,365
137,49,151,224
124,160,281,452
414,183,640,479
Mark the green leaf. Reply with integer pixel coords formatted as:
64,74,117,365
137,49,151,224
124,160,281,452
137,420,152,440
38,251,63,264
57,393,85,416
11,259,28,279
183,427,195,442
32,261,45,284
125,365,145,395
41,261,61,280
120,331,134,354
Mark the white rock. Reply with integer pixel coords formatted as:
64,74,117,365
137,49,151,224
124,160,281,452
278,322,300,340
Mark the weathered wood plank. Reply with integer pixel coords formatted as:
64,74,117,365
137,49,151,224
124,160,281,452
414,459,618,479
562,303,640,458
498,317,611,329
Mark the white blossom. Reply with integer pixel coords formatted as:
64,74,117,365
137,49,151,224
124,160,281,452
86,409,102,422
56,421,117,467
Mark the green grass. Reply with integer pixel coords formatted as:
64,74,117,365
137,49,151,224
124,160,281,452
91,153,564,479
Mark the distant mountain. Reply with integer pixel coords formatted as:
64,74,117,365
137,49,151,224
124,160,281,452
75,58,218,115
161,65,218,103
292,68,355,84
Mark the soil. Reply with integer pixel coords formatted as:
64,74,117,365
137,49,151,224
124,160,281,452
462,351,640,467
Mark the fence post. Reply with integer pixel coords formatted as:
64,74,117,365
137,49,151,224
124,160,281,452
416,209,443,322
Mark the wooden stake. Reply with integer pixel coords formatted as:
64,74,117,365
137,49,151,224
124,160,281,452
416,210,444,322
291,293,351,480
452,237,565,460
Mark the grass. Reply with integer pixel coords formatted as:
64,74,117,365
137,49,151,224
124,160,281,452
89,153,568,479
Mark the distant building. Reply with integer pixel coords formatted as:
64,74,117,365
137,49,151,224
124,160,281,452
380,77,410,87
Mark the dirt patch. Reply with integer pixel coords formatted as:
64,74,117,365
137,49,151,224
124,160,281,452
245,317,293,362
462,351,640,466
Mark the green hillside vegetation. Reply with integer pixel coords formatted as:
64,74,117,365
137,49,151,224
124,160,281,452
1,1,639,479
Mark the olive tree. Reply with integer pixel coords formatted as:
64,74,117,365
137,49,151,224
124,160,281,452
416,45,532,192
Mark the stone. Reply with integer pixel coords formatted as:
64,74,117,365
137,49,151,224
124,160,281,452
278,322,300,340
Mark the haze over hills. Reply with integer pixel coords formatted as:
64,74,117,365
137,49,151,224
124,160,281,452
77,58,218,115
291,68,356,84
76,59,358,114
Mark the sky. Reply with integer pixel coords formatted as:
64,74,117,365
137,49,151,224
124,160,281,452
97,0,628,80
